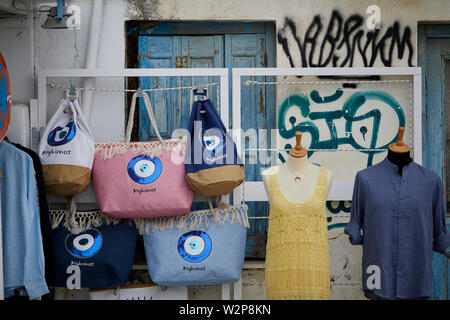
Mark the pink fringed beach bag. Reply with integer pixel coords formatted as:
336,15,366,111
92,91,194,219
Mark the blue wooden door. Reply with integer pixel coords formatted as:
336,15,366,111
225,33,276,258
138,35,222,139
137,23,276,258
418,24,450,300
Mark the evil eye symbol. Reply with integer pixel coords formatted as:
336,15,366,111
202,128,226,157
65,229,102,259
177,230,212,263
127,154,162,184
47,121,76,146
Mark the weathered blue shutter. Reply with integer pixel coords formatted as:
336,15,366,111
138,35,223,139
418,24,450,300
226,32,276,258
138,36,176,139
179,36,223,129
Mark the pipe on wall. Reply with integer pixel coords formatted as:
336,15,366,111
82,0,104,122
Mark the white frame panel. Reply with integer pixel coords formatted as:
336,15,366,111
232,67,422,203
37,68,229,204
37,68,229,133
30,67,423,301
36,68,237,300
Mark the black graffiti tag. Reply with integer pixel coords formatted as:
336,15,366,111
278,10,414,69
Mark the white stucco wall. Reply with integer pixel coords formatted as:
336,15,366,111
0,18,33,104
1,0,449,300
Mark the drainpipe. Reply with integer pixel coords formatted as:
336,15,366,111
82,0,103,122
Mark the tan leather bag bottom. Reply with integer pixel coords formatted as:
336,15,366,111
42,164,91,196
186,165,244,196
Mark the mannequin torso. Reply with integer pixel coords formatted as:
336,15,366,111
263,154,332,300
262,156,332,203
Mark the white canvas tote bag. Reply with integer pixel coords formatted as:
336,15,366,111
39,97,95,196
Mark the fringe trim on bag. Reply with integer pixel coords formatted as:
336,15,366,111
94,139,185,160
49,209,125,234
134,204,249,235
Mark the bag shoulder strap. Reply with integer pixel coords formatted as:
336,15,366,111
189,88,209,116
125,90,166,148
69,99,95,139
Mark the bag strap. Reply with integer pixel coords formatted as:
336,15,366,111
207,197,216,214
125,90,167,148
189,88,209,116
65,100,78,124
207,196,233,214
68,99,95,140
66,195,81,234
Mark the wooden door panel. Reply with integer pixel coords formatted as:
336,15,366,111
138,36,176,139
418,24,450,299
226,33,275,258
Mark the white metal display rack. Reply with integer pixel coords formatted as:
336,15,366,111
3,66,420,301
36,68,238,300
231,67,422,205
36,68,229,206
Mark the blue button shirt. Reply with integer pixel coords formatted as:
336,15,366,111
345,157,450,299
0,141,49,299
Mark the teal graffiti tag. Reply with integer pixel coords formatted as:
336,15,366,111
278,90,405,167
327,201,351,231
310,89,343,104
326,201,351,214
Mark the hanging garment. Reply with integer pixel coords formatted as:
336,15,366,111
0,141,49,299
345,157,450,299
264,165,330,300
9,141,55,287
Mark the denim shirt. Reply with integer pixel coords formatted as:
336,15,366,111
0,141,49,299
345,157,450,299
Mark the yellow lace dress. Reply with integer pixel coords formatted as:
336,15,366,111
265,165,330,300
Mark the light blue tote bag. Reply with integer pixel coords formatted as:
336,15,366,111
142,201,249,286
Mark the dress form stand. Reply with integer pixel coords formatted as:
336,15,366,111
387,127,412,176
262,131,332,203
262,131,333,300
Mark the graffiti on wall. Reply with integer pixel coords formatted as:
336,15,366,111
278,89,405,167
277,10,414,69
327,201,351,236
276,10,412,234
278,87,407,233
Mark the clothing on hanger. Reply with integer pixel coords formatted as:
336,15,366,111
8,139,55,288
0,140,49,299
345,157,450,299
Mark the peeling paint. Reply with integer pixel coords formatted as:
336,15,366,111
125,0,161,20
259,88,265,112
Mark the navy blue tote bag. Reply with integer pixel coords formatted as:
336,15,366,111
185,89,244,196
48,210,138,289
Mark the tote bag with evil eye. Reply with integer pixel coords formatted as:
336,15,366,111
48,209,138,289
39,97,95,196
142,201,249,286
185,89,244,197
92,90,193,219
